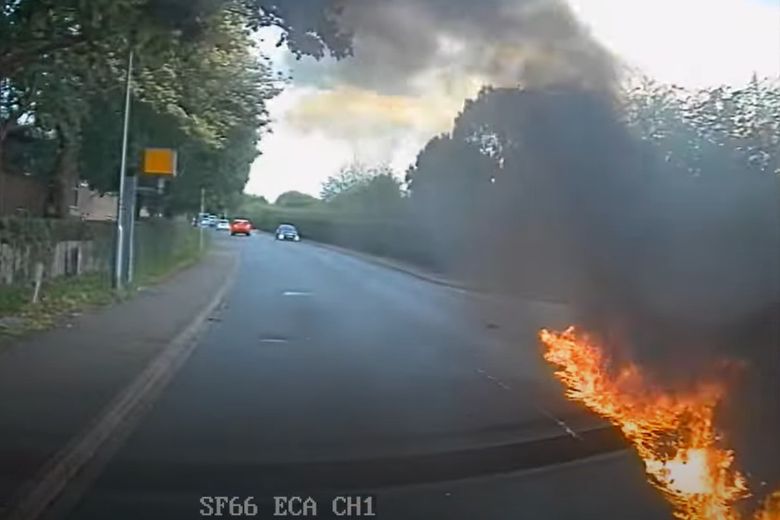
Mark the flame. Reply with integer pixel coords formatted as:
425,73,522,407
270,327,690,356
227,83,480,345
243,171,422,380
539,326,779,520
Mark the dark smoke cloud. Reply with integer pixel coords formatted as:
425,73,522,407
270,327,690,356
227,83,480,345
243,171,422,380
306,0,617,94
450,86,780,488
458,86,779,371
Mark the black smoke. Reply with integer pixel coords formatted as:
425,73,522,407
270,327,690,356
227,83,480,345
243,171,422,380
304,0,617,94
411,84,780,494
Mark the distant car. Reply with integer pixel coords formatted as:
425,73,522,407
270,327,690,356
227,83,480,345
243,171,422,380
216,219,230,231
230,219,252,236
207,215,218,228
195,212,211,228
275,224,300,242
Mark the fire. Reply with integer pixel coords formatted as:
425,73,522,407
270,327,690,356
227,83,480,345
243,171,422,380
539,326,779,520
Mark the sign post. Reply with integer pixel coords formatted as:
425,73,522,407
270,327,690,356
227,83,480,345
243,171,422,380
199,187,205,252
124,175,138,284
139,147,178,273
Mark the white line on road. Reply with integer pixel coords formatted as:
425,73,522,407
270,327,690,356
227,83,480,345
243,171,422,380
4,257,240,520
282,291,312,296
474,368,581,440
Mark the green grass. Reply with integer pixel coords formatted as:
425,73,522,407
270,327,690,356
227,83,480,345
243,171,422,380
0,274,119,338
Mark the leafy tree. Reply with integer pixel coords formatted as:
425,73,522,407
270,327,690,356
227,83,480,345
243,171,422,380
320,162,375,201
332,172,403,215
245,194,269,205
320,162,404,216
243,0,353,59
275,191,320,208
623,75,780,176
0,0,351,77
75,10,280,216
1,0,351,216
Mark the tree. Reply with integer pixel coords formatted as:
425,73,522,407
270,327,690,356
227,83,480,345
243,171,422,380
623,75,780,176
1,0,351,216
275,191,320,208
245,194,269,205
0,0,219,78
332,172,403,215
320,162,374,201
242,0,353,59
0,0,353,78
320,162,398,201
75,10,280,216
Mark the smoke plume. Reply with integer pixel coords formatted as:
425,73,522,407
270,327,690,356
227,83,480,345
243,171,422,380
331,0,615,92
285,0,617,141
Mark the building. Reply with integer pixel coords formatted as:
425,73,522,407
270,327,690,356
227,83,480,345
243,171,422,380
70,182,118,221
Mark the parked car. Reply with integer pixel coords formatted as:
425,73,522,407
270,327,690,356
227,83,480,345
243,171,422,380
216,218,230,231
275,224,300,242
230,218,252,236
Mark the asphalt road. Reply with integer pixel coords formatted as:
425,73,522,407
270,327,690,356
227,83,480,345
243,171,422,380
59,233,672,520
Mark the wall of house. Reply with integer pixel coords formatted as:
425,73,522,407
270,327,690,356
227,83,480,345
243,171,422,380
70,186,117,221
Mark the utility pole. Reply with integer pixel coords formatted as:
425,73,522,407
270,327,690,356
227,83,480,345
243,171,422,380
113,49,134,290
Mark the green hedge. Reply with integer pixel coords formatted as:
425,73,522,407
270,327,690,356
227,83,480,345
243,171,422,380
0,217,114,262
133,220,202,283
243,206,442,271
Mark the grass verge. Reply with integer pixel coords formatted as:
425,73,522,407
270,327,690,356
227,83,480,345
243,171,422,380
0,274,120,340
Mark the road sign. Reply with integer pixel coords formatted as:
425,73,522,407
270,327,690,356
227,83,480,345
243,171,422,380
143,148,177,176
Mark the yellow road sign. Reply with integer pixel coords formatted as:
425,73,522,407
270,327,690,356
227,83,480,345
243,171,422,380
143,148,177,176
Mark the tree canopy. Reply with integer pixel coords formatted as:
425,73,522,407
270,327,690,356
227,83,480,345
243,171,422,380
321,163,403,215
275,191,321,208
0,0,351,216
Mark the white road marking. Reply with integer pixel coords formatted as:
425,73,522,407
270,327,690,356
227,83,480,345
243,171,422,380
532,406,582,440
4,257,240,520
282,291,312,296
259,338,288,344
474,367,581,440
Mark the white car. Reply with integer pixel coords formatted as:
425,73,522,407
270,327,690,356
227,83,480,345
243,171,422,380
216,218,230,231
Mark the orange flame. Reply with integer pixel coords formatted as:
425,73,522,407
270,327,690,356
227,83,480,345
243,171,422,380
539,326,778,520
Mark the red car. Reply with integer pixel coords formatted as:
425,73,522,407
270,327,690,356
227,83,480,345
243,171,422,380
229,219,252,236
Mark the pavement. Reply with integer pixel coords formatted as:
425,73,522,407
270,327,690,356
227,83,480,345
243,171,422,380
0,233,673,520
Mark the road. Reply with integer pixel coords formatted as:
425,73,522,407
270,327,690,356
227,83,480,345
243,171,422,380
56,233,672,520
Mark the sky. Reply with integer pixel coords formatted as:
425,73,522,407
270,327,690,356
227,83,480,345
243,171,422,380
245,0,780,201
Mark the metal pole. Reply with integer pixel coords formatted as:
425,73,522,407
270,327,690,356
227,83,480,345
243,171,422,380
113,49,133,289
126,175,138,284
199,186,205,252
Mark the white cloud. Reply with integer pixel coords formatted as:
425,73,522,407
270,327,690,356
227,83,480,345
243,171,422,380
246,88,352,200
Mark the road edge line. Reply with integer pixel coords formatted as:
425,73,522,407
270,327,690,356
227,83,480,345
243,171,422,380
300,238,476,292
3,253,240,520
300,237,571,305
